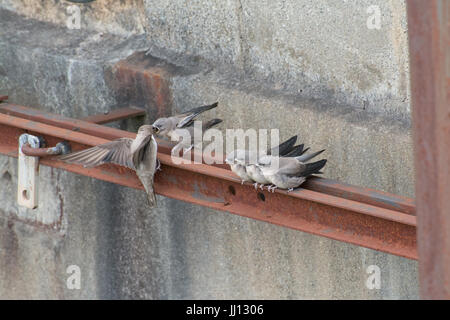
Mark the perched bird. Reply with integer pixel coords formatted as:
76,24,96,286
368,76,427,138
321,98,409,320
258,155,327,192
225,135,299,186
246,149,325,190
244,144,309,189
170,118,223,156
57,125,159,207
225,149,257,184
152,102,218,139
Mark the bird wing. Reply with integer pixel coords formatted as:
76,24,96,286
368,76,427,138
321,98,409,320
172,118,222,147
275,157,306,175
176,102,219,128
267,135,297,156
57,138,136,170
295,149,325,162
202,118,222,130
276,158,327,176
296,159,327,177
283,144,305,157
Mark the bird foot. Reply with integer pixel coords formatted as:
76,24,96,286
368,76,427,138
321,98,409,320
253,182,259,190
156,159,162,171
241,180,245,185
287,188,294,193
270,186,278,193
259,184,265,190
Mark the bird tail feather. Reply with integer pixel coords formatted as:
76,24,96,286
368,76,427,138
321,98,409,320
295,149,325,162
283,144,304,157
185,102,218,117
202,118,223,130
299,159,327,177
143,182,157,207
271,135,298,156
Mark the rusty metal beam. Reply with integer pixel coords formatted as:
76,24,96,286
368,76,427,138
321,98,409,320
303,178,415,216
0,103,137,141
407,0,450,299
0,109,417,259
0,103,417,215
0,103,175,153
81,106,145,124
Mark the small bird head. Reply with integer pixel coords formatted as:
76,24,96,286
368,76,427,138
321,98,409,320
137,125,156,137
225,150,238,165
152,118,168,137
225,150,257,166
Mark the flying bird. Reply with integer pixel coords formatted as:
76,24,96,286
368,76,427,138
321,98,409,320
152,102,219,140
57,125,159,207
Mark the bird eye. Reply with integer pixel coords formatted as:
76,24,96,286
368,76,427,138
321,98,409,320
152,126,160,133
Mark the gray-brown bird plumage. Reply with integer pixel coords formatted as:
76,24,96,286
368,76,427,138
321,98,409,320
226,135,300,186
259,156,327,192
152,102,219,139
57,125,159,206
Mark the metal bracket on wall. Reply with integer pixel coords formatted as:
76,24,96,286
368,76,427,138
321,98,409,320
0,102,417,260
17,134,40,209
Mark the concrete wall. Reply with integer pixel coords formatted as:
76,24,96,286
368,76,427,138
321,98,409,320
0,0,418,299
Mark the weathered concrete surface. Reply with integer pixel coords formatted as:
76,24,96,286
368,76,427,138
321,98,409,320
0,4,418,300
144,0,411,120
3,0,411,119
0,0,146,36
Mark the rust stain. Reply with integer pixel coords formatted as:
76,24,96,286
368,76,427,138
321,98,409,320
107,51,173,121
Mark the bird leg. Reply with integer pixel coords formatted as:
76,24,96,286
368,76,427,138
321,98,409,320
241,180,245,185
259,184,266,190
287,188,294,193
269,185,278,193
156,159,162,171
253,182,259,190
